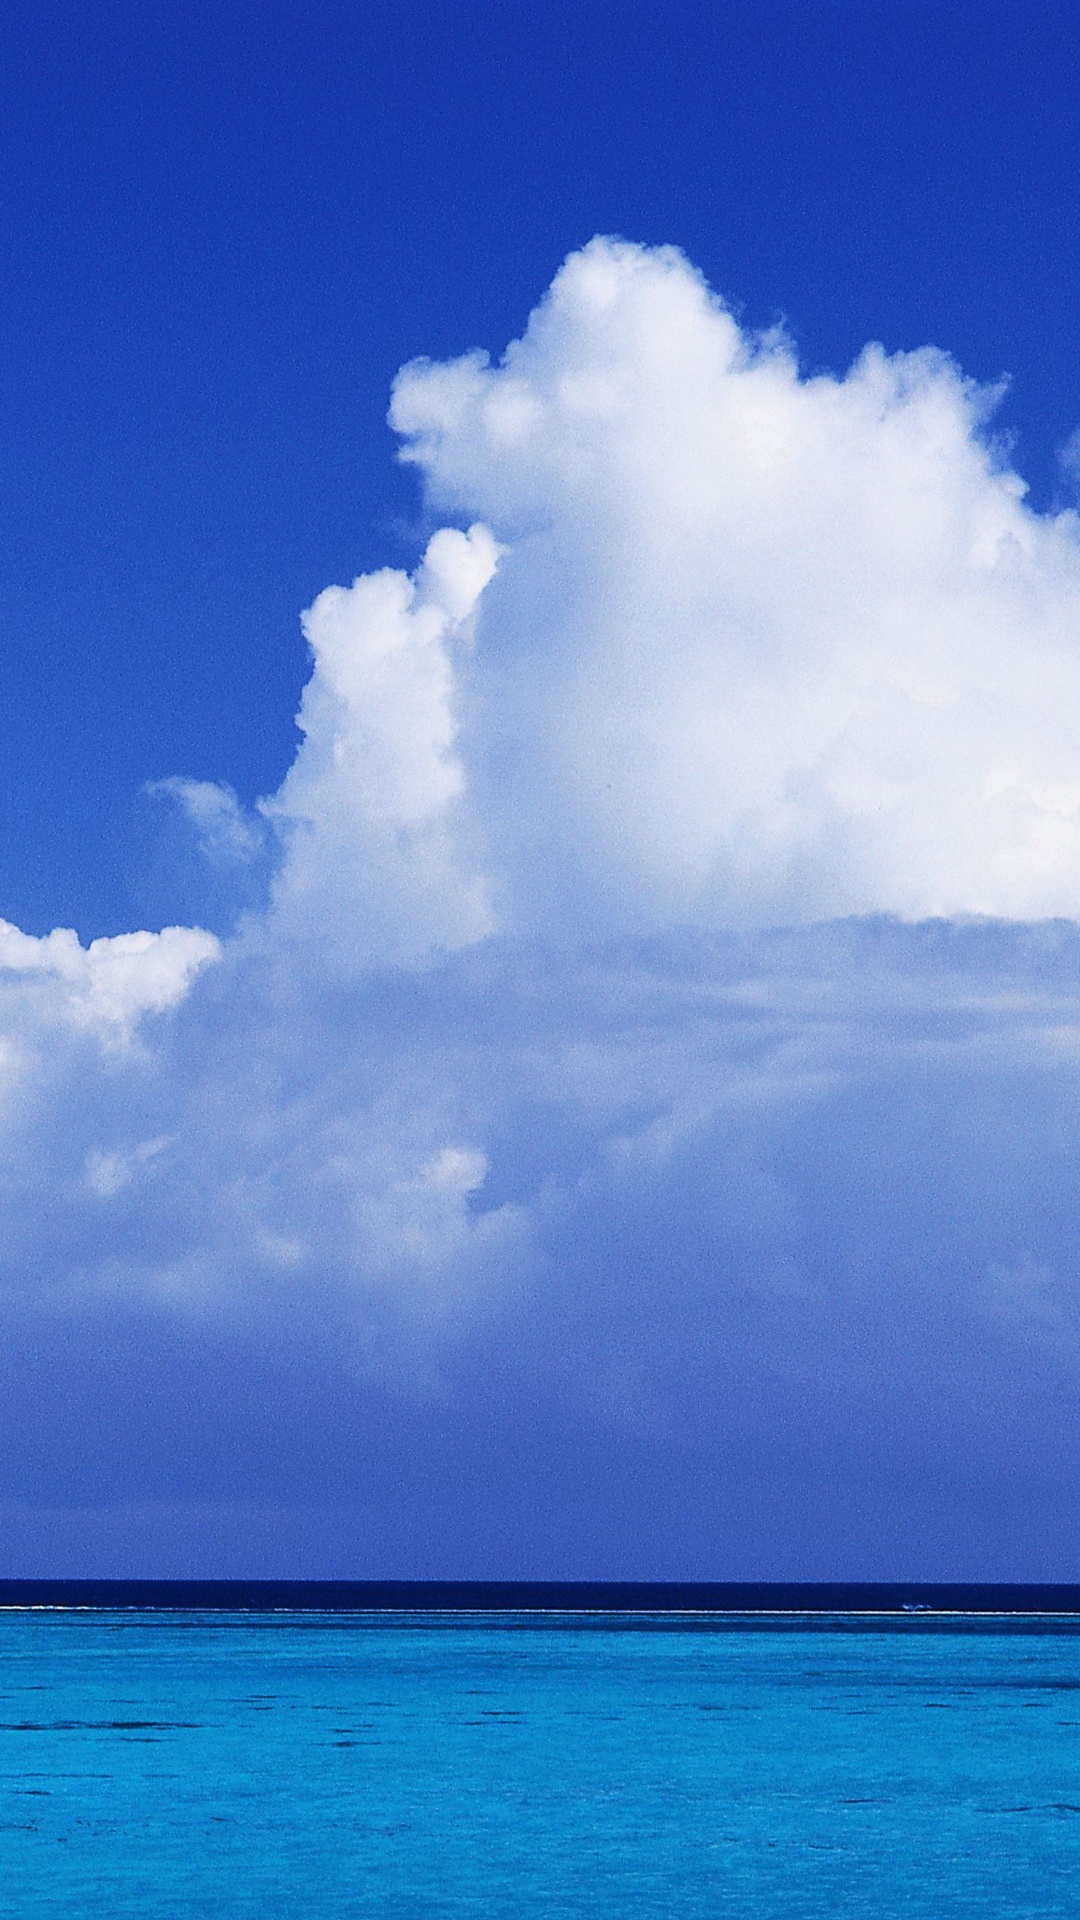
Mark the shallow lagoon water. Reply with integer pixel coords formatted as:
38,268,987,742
2,1610,1080,1916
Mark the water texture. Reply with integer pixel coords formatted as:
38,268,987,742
1,1610,1079,1917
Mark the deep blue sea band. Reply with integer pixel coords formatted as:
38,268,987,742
3,1582,1080,1613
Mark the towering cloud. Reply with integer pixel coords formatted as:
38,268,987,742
395,238,1080,928
265,521,501,967
3,240,1080,1574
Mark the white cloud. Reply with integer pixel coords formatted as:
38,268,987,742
7,243,1080,1571
0,919,219,1045
261,520,501,967
85,1135,169,1199
148,778,265,867
394,237,1080,928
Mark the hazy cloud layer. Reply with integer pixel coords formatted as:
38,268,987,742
5,240,1080,1574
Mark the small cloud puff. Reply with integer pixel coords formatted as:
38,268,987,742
148,779,265,868
85,1136,169,1199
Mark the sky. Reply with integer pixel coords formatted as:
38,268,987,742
3,1,1080,1575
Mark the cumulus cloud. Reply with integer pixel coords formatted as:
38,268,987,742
394,238,1080,928
0,919,218,1045
263,520,500,967
6,239,1080,1571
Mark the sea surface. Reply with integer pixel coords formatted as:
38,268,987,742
3,1608,1080,1917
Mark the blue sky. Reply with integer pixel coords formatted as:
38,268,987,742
4,1,1080,1575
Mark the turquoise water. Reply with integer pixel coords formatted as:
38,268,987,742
2,1611,1080,1916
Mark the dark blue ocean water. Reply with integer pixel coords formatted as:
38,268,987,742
3,1610,1080,1917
